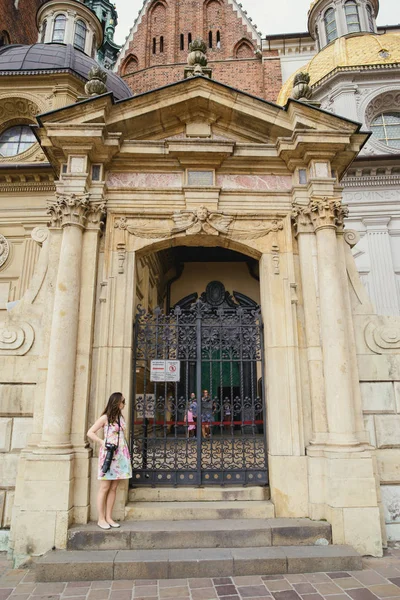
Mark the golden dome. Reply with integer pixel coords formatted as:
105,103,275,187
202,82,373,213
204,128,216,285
277,32,400,106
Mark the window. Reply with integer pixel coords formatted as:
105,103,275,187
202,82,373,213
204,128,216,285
367,5,375,32
0,30,10,46
370,112,400,149
188,32,192,47
74,19,87,51
216,30,220,48
91,164,102,181
0,126,36,157
52,14,66,43
344,1,360,33
40,20,47,43
324,8,337,43
152,37,156,53
208,31,212,48
160,35,164,52
180,33,184,50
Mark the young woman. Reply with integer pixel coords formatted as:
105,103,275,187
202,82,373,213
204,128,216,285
87,392,132,530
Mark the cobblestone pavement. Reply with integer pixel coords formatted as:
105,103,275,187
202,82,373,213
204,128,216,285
1,548,400,600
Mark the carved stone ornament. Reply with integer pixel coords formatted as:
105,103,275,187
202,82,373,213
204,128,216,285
308,197,349,231
365,318,400,355
84,66,108,97
291,202,313,235
0,233,10,268
291,72,313,101
47,194,106,230
114,208,284,240
0,321,34,355
343,229,361,248
31,226,49,246
184,38,212,79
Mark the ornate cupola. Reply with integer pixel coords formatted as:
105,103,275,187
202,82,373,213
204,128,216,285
308,0,379,49
36,0,103,58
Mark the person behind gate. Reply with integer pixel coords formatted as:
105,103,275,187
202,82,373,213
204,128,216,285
87,392,132,530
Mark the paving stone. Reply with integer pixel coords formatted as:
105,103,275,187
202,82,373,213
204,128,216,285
91,582,112,589
264,582,292,592
87,590,110,600
215,584,238,596
368,583,400,597
389,577,400,588
262,577,285,582
270,592,301,600
325,596,351,600
296,595,323,600
66,583,92,588
12,585,36,595
333,577,364,590
191,589,218,600
285,576,307,584
109,591,132,600
327,573,351,579
292,583,316,594
213,579,233,586
347,589,379,600
305,575,332,584
7,595,30,600
237,586,270,598
133,587,157,597
159,586,189,597
112,582,135,590
234,578,264,586
133,582,157,587
353,572,389,586
159,579,187,588
189,579,214,589
63,588,91,596
313,583,342,595
33,583,66,594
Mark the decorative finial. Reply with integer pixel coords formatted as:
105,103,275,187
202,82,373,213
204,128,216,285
184,38,212,79
84,66,108,96
291,72,313,101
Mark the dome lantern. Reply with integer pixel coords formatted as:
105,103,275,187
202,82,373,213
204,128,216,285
36,0,103,57
308,0,379,49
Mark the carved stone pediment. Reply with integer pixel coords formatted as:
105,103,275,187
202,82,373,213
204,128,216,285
365,318,400,354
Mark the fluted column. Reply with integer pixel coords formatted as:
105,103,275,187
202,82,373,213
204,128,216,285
308,197,359,446
363,217,400,316
292,204,328,443
40,193,105,449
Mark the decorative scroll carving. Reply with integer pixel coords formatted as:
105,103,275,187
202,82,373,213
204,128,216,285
343,229,361,248
0,321,34,355
365,318,400,354
47,195,106,230
308,197,348,231
0,234,10,268
115,209,284,241
31,226,49,246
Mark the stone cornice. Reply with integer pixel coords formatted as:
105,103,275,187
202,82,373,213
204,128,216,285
343,175,400,188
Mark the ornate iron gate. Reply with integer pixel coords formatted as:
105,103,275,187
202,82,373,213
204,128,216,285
130,291,268,486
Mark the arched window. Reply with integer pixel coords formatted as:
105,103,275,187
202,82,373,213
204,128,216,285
152,37,156,53
52,14,66,43
0,125,36,157
0,30,10,46
74,19,87,51
208,31,212,48
40,20,47,43
370,112,400,149
344,1,360,33
324,8,337,43
367,5,375,32
160,35,164,52
216,30,221,48
188,32,192,47
180,33,184,50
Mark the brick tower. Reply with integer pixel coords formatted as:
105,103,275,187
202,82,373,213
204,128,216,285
115,0,282,101
0,0,45,45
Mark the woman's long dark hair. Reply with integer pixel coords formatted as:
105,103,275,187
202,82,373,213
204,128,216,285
102,392,123,424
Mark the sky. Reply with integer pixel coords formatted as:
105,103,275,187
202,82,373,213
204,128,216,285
113,0,399,45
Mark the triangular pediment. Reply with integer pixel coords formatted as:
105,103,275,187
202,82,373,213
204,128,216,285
36,76,367,176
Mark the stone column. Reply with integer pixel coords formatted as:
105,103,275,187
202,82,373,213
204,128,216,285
292,204,328,444
308,197,359,446
363,217,400,316
40,194,104,449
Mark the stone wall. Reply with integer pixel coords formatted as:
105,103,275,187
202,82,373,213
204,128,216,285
0,0,43,45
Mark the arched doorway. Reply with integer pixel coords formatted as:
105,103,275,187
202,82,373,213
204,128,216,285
130,246,268,486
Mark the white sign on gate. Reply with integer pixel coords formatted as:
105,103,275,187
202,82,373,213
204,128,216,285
150,359,180,382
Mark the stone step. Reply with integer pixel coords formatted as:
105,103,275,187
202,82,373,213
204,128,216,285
67,518,331,551
36,545,362,582
125,500,275,520
128,486,270,502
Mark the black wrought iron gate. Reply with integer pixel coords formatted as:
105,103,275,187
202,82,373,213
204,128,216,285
130,297,268,486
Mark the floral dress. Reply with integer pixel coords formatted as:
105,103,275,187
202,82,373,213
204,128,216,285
98,416,132,480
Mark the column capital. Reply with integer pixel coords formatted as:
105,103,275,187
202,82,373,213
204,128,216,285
291,202,313,235
308,196,348,232
47,193,106,230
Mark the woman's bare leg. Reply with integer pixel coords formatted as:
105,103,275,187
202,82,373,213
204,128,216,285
97,481,111,526
105,480,120,525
